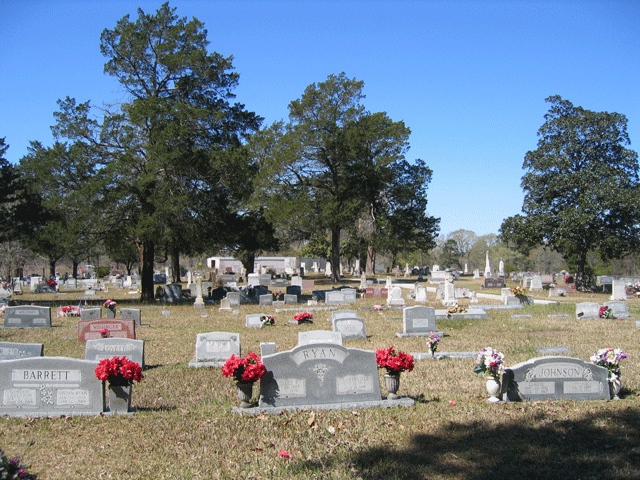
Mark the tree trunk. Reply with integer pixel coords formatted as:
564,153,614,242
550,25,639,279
171,244,180,283
72,260,79,279
366,243,376,275
49,258,56,279
575,249,588,291
241,251,256,275
140,238,155,302
330,228,341,283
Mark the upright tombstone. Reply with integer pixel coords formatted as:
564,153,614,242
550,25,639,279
120,308,143,327
259,294,273,306
504,356,610,401
260,342,276,356
415,285,428,303
481,277,505,289
442,279,456,307
325,291,346,305
286,285,302,297
0,357,104,417
341,288,357,303
85,338,145,369
188,332,241,368
80,308,102,321
603,301,630,319
396,306,442,338
332,317,366,340
0,342,44,360
298,330,343,346
247,273,260,287
576,302,601,319
226,292,241,308
610,279,628,300
529,276,543,291
332,310,359,320
259,344,382,408
4,306,51,328
163,284,183,303
78,319,136,342
245,314,265,328
473,269,480,280
387,286,405,307
283,294,298,305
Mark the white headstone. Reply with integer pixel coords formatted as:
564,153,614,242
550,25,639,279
484,251,491,278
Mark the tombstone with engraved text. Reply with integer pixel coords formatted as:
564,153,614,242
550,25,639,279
4,306,51,328
188,332,240,368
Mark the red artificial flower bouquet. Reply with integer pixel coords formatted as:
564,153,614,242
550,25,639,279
293,312,313,323
376,346,414,375
222,352,266,383
95,356,144,384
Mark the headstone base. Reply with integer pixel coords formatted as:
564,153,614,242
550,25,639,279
395,330,443,338
232,397,414,414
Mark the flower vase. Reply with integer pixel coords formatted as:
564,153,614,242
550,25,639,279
486,376,501,403
609,377,622,400
236,381,255,408
107,380,132,413
384,374,401,400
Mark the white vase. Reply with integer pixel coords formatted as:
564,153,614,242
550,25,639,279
609,377,622,400
486,376,501,403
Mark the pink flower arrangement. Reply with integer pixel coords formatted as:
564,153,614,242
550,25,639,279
95,356,144,384
222,352,266,383
100,328,110,338
103,299,117,310
376,347,414,375
293,312,313,323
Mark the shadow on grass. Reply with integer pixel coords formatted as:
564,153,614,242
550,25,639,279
290,407,640,480
135,405,177,412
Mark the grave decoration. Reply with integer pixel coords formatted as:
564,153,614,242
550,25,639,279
375,346,414,399
58,305,81,317
590,348,628,399
446,306,467,318
373,305,383,311
598,306,615,319
261,315,275,327
95,356,143,414
222,352,266,408
426,332,440,358
0,448,37,480
103,299,117,317
473,347,505,403
100,328,110,338
293,312,313,324
511,286,526,297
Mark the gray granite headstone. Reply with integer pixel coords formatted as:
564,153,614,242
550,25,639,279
341,288,357,303
0,342,44,360
80,308,102,321
286,285,301,296
505,356,610,401
259,294,273,306
188,332,240,368
332,317,366,340
576,302,601,319
120,308,143,326
163,284,183,302
85,338,145,369
284,294,298,305
397,306,442,338
259,343,381,407
298,330,343,346
226,292,241,308
604,301,630,319
245,314,265,328
4,306,51,328
260,342,276,356
325,291,346,305
258,274,271,286
505,295,534,306
0,357,103,417
529,276,543,291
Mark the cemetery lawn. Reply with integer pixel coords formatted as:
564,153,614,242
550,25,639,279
2,277,640,479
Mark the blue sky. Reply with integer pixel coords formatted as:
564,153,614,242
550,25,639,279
1,0,638,237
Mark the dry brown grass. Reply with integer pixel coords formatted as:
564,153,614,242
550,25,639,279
1,276,639,479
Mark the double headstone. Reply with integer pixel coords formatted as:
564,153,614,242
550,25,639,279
4,306,51,328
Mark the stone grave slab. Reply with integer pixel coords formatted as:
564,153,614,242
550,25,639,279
529,276,543,291
397,306,442,338
120,308,145,327
505,295,534,306
245,314,266,328
188,332,240,368
286,285,301,296
259,344,382,408
576,302,601,319
80,308,102,321
332,317,366,340
364,287,388,298
0,356,104,417
284,294,298,305
435,309,488,320
504,356,610,401
341,288,357,303
4,306,51,328
387,286,405,306
259,294,273,306
260,342,276,356
85,338,145,369
226,292,241,308
77,319,135,342
0,342,44,360
163,284,183,302
604,301,630,319
481,277,505,289
536,346,573,355
325,291,346,305
298,330,343,346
